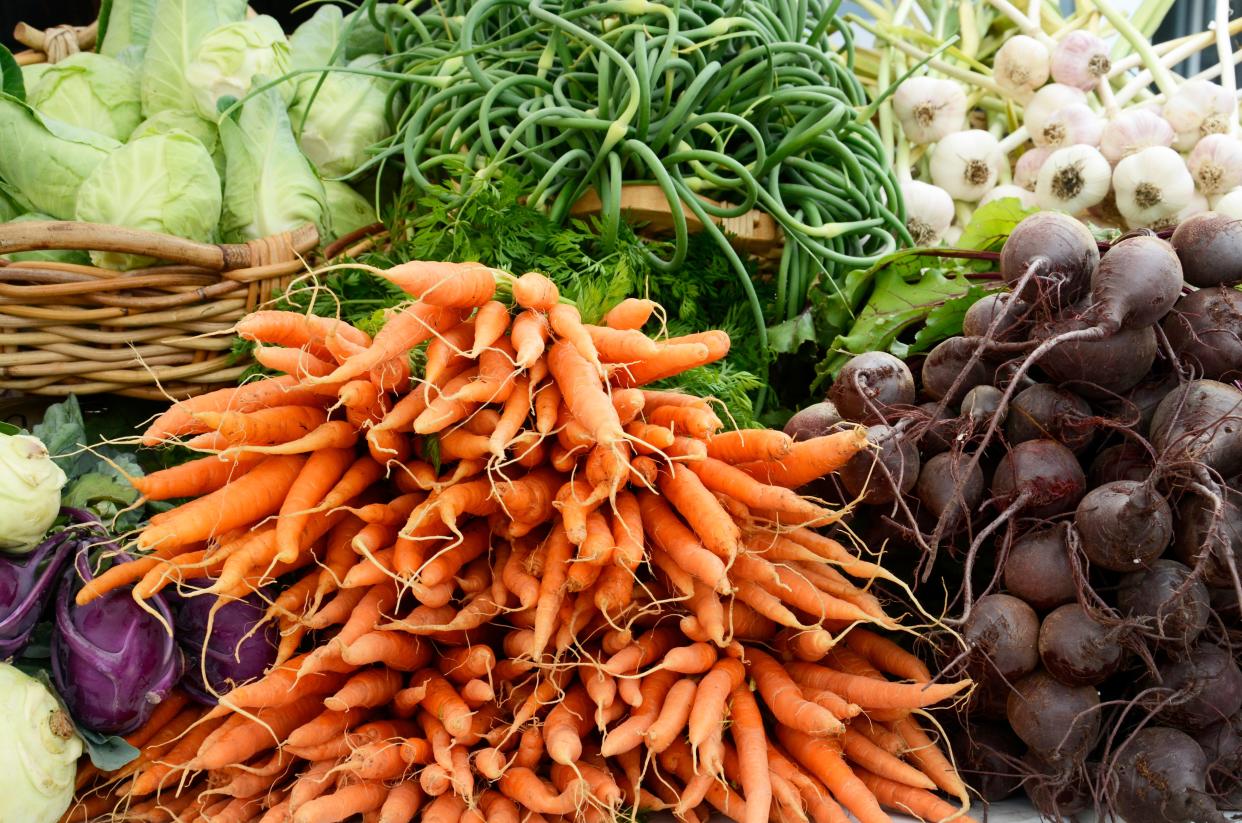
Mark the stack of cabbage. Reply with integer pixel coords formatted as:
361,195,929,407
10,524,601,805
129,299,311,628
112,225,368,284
0,0,392,268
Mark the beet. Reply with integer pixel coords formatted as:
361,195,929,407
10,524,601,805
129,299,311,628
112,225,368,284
1004,526,1077,611
1000,211,1100,305
783,401,843,442
1115,727,1229,823
1035,316,1158,399
1074,480,1173,572
1007,669,1101,760
1196,711,1242,800
991,439,1088,519
1119,559,1211,649
1150,379,1242,479
1089,443,1153,486
1173,486,1242,589
962,594,1041,683
915,401,958,454
1023,756,1094,817
1162,286,1242,382
915,451,983,531
960,385,1004,428
838,424,920,505
951,723,1023,801
1006,383,1095,452
828,352,915,423
1170,211,1242,287
1152,644,1242,730
962,292,1031,342
1116,370,1181,436
1038,603,1124,686
921,336,989,406
1091,235,1183,332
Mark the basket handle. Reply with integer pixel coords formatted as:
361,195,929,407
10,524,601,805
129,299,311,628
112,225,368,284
0,221,319,272
13,20,98,63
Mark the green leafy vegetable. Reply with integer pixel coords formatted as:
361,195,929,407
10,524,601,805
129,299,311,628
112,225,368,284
289,5,346,70
75,131,221,270
129,109,223,176
185,16,293,119
0,45,24,101
27,53,142,142
324,181,379,241
78,727,141,772
957,197,1040,251
139,0,246,116
98,0,158,59
289,59,392,179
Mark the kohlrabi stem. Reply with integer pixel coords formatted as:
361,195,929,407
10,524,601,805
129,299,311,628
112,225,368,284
1094,0,1179,96
1216,0,1238,135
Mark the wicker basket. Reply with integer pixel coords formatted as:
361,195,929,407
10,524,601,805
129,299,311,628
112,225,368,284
0,221,319,400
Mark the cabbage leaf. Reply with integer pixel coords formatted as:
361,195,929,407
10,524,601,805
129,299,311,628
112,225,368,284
130,109,223,177
28,53,142,142
75,132,221,270
0,94,119,219
290,60,391,179
290,5,346,69
219,85,326,242
98,0,158,59
139,0,246,116
325,181,379,241
186,16,292,119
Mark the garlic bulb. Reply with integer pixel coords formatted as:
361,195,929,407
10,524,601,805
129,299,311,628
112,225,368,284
980,184,1038,209
1212,187,1242,219
994,35,1051,103
1050,31,1111,91
1033,103,1103,149
1100,110,1175,164
1036,145,1111,214
892,77,968,145
1163,78,1235,151
1014,147,1053,190
901,181,955,245
1187,134,1242,196
1151,189,1209,230
930,130,1004,202
1024,84,1088,147
1112,145,1195,227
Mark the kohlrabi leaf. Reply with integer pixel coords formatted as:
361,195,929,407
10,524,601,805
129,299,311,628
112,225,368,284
79,726,141,771
0,45,24,101
31,396,86,473
0,94,120,219
63,474,139,512
139,0,246,115
958,197,1039,251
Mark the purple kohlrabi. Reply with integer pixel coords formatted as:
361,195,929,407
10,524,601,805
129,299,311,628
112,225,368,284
0,527,76,658
169,590,277,705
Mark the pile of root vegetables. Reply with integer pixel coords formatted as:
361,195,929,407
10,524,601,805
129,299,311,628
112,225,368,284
790,210,1242,821
66,265,977,823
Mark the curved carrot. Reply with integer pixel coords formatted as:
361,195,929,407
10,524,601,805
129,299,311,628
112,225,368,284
786,662,972,709
854,769,976,823
659,462,740,562
254,346,337,379
275,447,355,563
511,309,549,368
604,298,656,330
610,342,716,388
737,428,871,489
513,272,559,310
730,686,773,823
382,261,497,307
141,375,320,445
130,453,264,501
291,782,387,823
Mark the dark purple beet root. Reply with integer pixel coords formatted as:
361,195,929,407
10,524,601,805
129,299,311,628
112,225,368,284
1004,527,1077,611
1170,211,1242,287
1006,383,1095,452
1119,560,1211,649
1023,756,1093,817
1113,370,1181,435
1090,234,1183,331
960,385,1004,428
1196,712,1242,799
1089,443,1153,486
828,352,915,423
951,723,1024,801
1115,727,1229,823
915,401,958,454
1035,316,1158,399
962,292,1031,342
991,439,1088,519
1007,669,1101,760
838,424,920,505
783,401,843,442
1162,286,1242,382
1074,480,1172,572
1151,644,1242,730
1038,603,1124,686
1173,486,1242,589
1000,211,1100,305
1150,379,1242,480
921,337,990,407
915,451,983,531
963,594,1041,683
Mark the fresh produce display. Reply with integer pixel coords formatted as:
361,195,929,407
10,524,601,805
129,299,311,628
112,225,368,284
802,210,1242,819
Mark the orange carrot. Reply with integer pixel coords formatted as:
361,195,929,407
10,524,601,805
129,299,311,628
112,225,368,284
319,303,462,385
842,726,936,790
130,453,264,501
706,429,794,463
844,630,933,683
224,420,358,455
407,670,473,738
689,458,832,522
544,685,593,765
778,727,889,823
341,632,431,670
275,447,355,563
644,677,697,753
659,463,740,562
647,404,722,438
599,669,678,756
383,261,497,307
193,694,324,771
470,300,512,356
889,715,969,800
291,781,387,823
287,707,371,749
532,524,573,657
785,663,971,709
638,491,729,594
549,303,601,371
854,769,973,823
610,342,716,388
603,298,656,330
378,781,424,823
737,428,870,488
141,375,327,445
747,648,844,735
729,686,772,823
513,272,560,310
511,309,549,368
588,325,660,362
236,311,370,354
254,345,337,379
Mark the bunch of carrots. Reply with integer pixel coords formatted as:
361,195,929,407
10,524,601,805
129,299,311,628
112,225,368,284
66,261,975,823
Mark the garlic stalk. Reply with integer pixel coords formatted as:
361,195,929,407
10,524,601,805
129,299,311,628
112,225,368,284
1034,103,1104,149
993,35,1051,103
892,77,968,145
1014,147,1053,190
1112,145,1195,227
930,130,1004,202
1035,145,1112,214
1187,134,1242,196
901,181,955,245
1163,78,1236,151
980,184,1038,209
1100,110,1176,164
1024,84,1088,146
1051,31,1111,92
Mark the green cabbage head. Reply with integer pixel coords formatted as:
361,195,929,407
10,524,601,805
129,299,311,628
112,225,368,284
186,16,292,119
27,52,142,142
130,109,224,178
324,181,379,241
290,57,391,178
75,132,222,270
